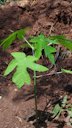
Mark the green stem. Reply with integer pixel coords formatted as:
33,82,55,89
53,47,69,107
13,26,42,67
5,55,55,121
24,37,38,121
32,50,38,121
22,36,34,50
34,69,38,120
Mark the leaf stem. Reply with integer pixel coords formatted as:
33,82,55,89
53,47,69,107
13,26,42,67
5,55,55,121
35,71,62,78
22,36,34,50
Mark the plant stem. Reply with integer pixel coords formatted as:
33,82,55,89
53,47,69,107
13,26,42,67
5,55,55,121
32,49,38,121
34,70,38,121
22,36,34,50
35,71,62,78
24,36,38,121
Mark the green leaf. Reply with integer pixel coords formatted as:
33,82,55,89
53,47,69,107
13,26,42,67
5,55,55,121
30,34,49,58
17,29,25,40
27,62,48,72
49,35,72,51
4,52,48,88
12,67,31,88
34,42,43,59
52,104,62,117
61,69,72,74
0,0,6,4
67,108,72,118
4,59,17,76
1,29,25,50
30,34,56,64
47,38,58,45
62,95,67,107
30,34,49,44
44,46,56,64
46,46,56,53
47,53,55,65
1,33,16,50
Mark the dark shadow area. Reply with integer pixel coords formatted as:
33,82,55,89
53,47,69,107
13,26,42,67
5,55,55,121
12,90,34,102
56,11,72,25
0,76,9,96
64,84,72,93
12,86,48,102
53,120,65,128
27,110,52,128
0,86,9,96
27,110,66,128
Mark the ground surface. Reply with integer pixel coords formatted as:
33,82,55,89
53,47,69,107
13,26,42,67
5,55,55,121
0,0,72,128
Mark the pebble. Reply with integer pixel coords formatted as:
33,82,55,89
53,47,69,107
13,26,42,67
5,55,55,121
29,121,33,125
16,0,29,8
14,88,18,92
0,96,2,100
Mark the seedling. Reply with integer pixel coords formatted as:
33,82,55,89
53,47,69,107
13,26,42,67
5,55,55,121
1,28,72,124
52,95,72,126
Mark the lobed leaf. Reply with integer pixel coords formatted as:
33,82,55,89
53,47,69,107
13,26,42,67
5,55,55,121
4,52,48,88
44,46,56,64
1,29,25,50
30,34,56,64
12,67,31,88
49,35,72,51
4,59,17,76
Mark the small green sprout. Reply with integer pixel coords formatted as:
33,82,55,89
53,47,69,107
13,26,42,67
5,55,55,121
52,95,72,126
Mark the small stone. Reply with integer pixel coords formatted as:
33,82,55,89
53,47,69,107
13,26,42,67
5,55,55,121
9,1,16,6
16,116,22,123
29,121,33,125
16,0,29,8
14,88,18,92
0,96,2,100
45,119,48,123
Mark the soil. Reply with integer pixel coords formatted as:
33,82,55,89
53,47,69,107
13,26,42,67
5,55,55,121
0,0,72,128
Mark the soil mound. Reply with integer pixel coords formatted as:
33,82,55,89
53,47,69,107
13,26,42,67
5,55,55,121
0,0,72,39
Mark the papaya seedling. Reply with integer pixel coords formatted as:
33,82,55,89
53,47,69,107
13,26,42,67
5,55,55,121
1,28,72,124
4,51,48,121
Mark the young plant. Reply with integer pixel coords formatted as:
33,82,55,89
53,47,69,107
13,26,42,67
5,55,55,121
4,51,48,121
1,29,49,121
1,28,72,123
52,95,72,126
